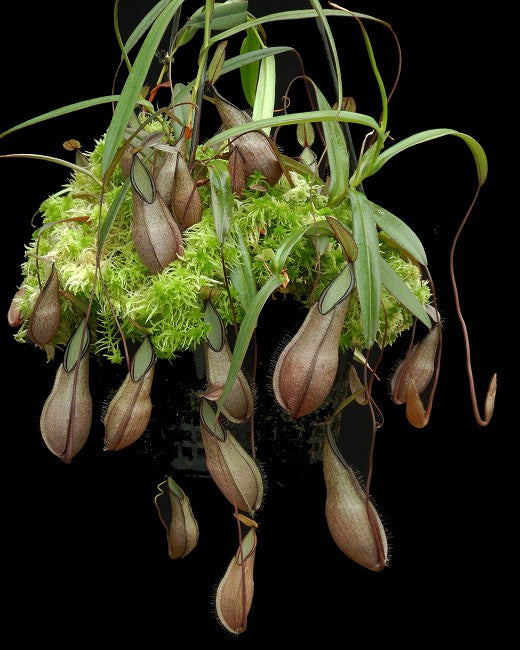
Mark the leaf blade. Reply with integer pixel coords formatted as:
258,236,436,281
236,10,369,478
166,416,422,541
350,189,381,346
230,231,256,310
207,159,234,245
312,83,349,206
218,273,284,412
252,52,276,134
208,9,385,47
273,223,314,272
123,0,172,55
239,28,262,107
371,202,427,266
0,96,119,139
102,0,184,176
372,128,488,185
379,256,431,327
99,178,132,249
223,45,292,79
205,110,380,148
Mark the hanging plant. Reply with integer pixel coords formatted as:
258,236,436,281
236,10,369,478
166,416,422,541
2,0,497,635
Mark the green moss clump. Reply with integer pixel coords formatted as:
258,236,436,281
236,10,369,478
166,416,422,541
15,133,430,362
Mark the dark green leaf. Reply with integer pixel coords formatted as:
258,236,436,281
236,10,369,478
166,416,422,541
318,263,354,315
372,202,427,266
379,256,431,327
131,337,155,381
350,189,381,346
99,178,131,250
222,45,292,78
123,0,172,55
190,1,248,30
175,1,248,47
239,28,262,107
130,155,156,203
218,273,284,412
102,0,184,176
208,159,234,244
0,96,119,139
64,318,91,373
205,300,225,352
230,231,256,309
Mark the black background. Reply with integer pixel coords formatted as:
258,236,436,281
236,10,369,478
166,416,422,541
1,1,511,644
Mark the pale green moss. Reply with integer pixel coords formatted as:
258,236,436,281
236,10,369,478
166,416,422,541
15,133,430,362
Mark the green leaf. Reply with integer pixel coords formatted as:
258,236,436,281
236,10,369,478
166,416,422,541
64,318,91,373
175,1,248,47
207,159,234,244
350,189,381,346
130,155,156,203
207,39,227,84
223,45,291,86
273,223,314,272
239,28,262,107
252,51,276,134
123,0,172,55
313,83,349,207
102,0,184,176
325,216,358,262
230,231,256,310
350,142,379,188
205,300,225,352
0,96,119,139
371,128,488,185
208,9,381,49
371,202,427,266
379,257,431,328
204,109,380,148
318,263,354,315
218,273,284,412
99,178,131,250
131,337,155,381
190,0,248,30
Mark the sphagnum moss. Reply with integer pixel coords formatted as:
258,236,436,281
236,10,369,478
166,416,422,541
15,135,428,363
